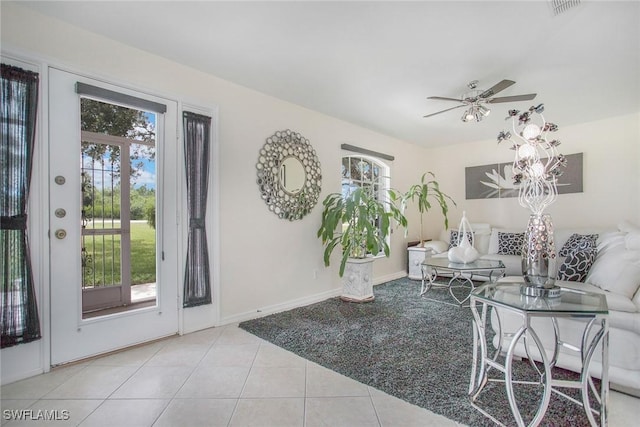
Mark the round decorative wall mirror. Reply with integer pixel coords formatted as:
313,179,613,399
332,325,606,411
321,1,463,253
256,130,322,220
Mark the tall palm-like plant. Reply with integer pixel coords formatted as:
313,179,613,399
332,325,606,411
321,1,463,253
397,172,456,246
317,187,407,277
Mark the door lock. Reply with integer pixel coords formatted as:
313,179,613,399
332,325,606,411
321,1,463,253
54,175,66,185
54,229,67,240
55,208,67,218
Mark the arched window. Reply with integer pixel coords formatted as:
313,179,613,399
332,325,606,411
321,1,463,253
341,155,390,198
341,155,391,253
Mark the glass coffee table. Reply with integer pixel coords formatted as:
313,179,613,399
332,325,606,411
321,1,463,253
420,257,505,306
469,281,609,427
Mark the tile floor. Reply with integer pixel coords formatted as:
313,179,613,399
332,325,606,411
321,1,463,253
1,325,638,426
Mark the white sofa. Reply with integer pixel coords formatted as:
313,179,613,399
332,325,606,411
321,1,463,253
422,222,640,395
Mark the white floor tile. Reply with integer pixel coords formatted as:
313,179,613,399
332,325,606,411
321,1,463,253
305,396,380,427
240,367,306,398
251,345,306,368
110,366,192,399
78,399,169,427
43,366,137,400
88,342,165,367
229,398,304,427
152,398,236,427
200,344,260,367
176,366,250,399
306,365,369,397
144,344,208,368
369,387,458,427
1,364,88,400
215,326,263,345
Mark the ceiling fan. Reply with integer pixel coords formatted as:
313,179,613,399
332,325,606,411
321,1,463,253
424,80,537,122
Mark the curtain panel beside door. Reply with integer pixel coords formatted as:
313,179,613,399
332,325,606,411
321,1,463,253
0,63,41,348
183,112,212,307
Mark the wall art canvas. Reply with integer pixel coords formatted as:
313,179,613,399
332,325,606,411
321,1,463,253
465,152,583,200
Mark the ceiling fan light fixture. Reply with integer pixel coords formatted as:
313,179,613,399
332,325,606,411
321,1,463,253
478,105,491,117
462,108,475,122
461,104,489,123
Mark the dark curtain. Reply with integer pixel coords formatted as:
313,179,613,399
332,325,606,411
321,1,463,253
183,112,212,307
1,63,41,348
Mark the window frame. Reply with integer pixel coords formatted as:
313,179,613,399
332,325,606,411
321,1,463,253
340,154,392,257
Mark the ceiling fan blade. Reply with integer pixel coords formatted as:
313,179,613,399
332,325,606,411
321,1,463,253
487,93,537,104
423,104,466,118
427,96,463,102
479,79,516,98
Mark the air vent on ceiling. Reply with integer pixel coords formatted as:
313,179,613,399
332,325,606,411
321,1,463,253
549,0,581,16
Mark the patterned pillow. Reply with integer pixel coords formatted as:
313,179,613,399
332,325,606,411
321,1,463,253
558,247,598,282
559,233,598,257
497,232,525,255
448,230,473,249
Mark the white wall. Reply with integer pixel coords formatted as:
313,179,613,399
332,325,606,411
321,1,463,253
418,113,640,238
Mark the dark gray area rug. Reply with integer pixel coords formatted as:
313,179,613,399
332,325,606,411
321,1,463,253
239,278,600,426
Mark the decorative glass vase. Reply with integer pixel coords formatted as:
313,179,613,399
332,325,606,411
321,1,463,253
521,213,560,297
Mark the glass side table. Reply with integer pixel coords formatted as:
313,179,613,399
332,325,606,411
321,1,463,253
420,258,505,306
469,281,609,427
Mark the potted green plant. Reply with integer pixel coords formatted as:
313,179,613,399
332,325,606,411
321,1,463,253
397,172,456,280
317,186,407,302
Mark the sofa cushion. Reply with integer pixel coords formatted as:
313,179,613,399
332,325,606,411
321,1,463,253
558,280,638,313
626,230,640,250
497,232,525,256
557,247,597,282
586,232,640,299
480,254,521,276
421,240,449,254
558,233,599,256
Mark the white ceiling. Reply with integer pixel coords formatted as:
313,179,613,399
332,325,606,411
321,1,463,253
17,0,640,147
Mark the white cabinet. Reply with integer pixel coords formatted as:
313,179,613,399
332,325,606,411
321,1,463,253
407,246,431,280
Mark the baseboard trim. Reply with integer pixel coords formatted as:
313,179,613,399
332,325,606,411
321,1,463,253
219,288,342,326
219,271,408,327
374,270,408,285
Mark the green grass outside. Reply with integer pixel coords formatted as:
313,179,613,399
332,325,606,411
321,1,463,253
82,221,156,287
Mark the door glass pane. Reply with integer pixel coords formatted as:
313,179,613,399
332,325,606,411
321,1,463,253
80,99,157,317
129,141,156,289
81,144,122,289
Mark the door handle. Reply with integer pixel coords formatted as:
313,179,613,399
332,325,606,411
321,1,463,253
55,229,67,240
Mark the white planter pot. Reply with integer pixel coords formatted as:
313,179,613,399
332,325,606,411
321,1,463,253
341,257,375,302
407,246,429,280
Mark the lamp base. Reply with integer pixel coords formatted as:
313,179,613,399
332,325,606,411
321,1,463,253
520,284,561,298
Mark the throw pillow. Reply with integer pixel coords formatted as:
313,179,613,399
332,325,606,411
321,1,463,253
497,232,525,256
559,233,598,257
488,228,524,254
449,230,473,249
558,248,597,282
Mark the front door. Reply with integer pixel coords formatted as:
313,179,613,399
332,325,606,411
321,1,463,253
49,68,179,365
